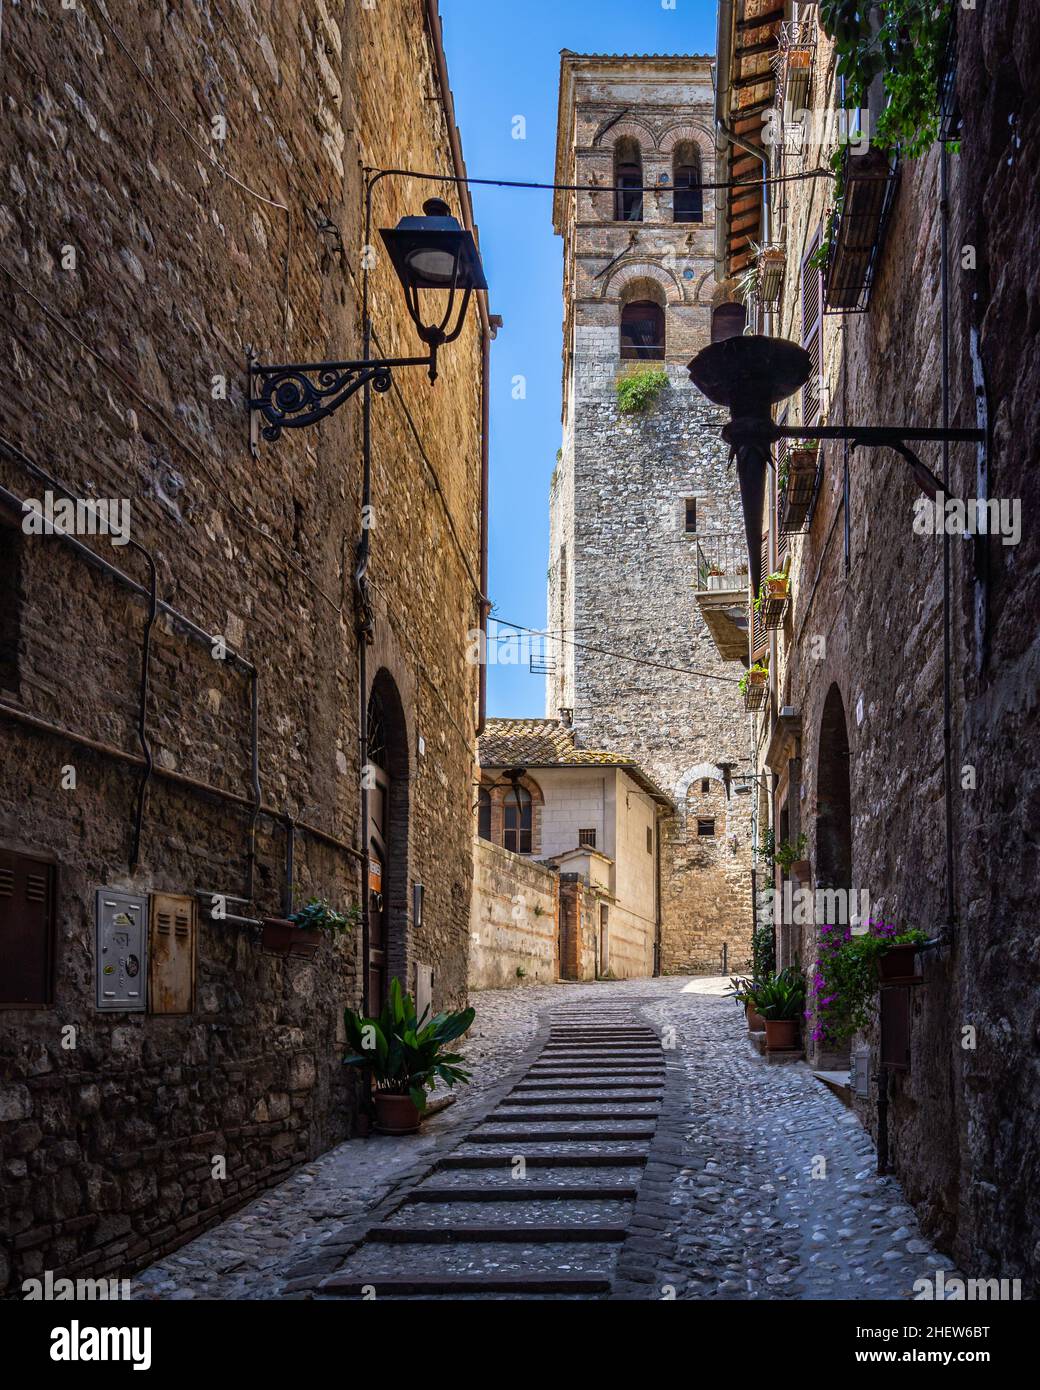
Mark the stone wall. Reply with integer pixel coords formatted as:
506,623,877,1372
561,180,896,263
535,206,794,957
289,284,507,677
738,3,1040,1292
468,840,558,990
0,0,483,1295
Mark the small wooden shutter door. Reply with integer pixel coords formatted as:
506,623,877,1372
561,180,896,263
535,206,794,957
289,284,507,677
0,848,55,1006
775,410,790,566
801,234,822,425
149,892,196,1014
750,532,770,660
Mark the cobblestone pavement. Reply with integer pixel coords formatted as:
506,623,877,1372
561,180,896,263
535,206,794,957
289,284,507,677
131,977,953,1300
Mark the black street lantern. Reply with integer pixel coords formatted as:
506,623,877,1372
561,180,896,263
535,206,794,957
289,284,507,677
249,198,487,443
687,334,985,601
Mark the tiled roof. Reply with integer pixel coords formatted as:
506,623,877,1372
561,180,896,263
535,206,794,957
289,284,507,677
479,719,674,807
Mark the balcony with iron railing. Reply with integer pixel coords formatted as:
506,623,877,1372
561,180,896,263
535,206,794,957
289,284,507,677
692,532,750,662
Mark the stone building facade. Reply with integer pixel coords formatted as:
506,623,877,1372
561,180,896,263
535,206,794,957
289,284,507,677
714,0,1040,1292
547,53,755,976
473,717,672,981
0,1,489,1295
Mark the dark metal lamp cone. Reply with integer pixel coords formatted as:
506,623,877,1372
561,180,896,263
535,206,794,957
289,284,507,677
688,336,813,603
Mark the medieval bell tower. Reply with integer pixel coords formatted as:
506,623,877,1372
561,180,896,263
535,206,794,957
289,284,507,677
548,52,754,973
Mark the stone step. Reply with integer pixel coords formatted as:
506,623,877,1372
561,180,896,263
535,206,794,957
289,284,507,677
504,1093,663,1104
383,1198,634,1227
320,1273,612,1296
435,1152,648,1170
369,1223,628,1243
402,1183,639,1201
480,1108,659,1122
465,1128,655,1143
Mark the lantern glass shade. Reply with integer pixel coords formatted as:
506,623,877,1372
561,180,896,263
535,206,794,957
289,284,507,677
379,199,488,293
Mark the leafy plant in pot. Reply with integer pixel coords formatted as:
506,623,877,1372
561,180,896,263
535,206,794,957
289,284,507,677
261,897,357,957
756,967,806,1051
727,976,767,1032
343,978,475,1135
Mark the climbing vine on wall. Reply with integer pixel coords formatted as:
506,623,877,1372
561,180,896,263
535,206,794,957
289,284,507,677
820,0,955,159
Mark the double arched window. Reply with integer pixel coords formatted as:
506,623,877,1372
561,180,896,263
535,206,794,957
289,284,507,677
614,137,644,222
672,142,703,223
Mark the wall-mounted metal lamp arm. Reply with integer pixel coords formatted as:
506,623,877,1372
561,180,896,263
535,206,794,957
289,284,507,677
774,423,985,500
248,353,433,442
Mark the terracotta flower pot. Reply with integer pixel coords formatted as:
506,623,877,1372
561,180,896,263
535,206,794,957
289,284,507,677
765,576,790,600
747,1006,766,1032
791,859,811,882
261,918,322,958
764,1018,799,1051
374,1093,422,1135
877,944,919,983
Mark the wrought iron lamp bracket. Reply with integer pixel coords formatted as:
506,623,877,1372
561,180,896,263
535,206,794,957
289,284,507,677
772,423,985,500
247,350,435,445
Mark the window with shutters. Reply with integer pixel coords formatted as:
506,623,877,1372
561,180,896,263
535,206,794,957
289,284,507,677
503,786,532,854
801,233,823,424
0,519,23,695
0,847,56,1007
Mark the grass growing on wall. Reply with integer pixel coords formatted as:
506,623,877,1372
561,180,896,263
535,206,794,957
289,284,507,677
616,367,668,416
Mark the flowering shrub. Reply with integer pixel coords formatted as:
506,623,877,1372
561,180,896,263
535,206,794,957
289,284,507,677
809,920,929,1045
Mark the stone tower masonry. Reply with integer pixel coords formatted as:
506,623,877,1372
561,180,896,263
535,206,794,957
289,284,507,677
548,53,754,973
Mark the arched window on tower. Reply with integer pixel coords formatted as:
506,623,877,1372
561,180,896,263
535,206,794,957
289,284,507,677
503,785,532,854
672,142,703,223
711,301,747,342
620,300,665,360
614,137,644,222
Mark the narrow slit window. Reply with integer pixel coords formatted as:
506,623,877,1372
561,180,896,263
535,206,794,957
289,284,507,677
685,499,698,534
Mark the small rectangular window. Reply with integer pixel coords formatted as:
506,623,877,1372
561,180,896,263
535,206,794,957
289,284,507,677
684,498,697,533
701,779,710,794
697,818,715,838
646,826,653,854
578,828,596,849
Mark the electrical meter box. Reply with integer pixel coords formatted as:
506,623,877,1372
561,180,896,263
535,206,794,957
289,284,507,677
96,889,147,1011
149,892,196,1015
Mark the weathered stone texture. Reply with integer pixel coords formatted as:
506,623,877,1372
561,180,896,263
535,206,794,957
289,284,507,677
0,0,483,1293
745,4,1040,1291
548,57,755,976
468,840,558,990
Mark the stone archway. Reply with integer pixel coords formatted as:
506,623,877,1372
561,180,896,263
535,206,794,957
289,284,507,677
366,669,410,1009
816,684,852,891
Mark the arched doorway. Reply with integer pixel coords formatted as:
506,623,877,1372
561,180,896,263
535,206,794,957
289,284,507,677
816,684,852,891
366,672,409,1010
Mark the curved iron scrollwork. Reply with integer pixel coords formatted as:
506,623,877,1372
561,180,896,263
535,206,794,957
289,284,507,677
250,362,393,441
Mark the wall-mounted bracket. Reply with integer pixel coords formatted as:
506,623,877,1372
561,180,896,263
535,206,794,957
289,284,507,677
247,351,434,443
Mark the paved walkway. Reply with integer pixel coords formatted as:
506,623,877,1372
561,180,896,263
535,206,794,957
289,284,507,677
131,977,953,1300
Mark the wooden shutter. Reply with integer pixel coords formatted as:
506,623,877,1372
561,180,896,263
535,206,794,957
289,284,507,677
0,848,55,1007
750,532,770,661
775,409,790,566
801,234,822,425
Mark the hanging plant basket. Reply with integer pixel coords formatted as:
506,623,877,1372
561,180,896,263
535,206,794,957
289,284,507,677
261,917,322,958
824,146,900,312
877,943,922,985
756,574,790,630
742,667,768,712
779,446,819,533
756,245,787,306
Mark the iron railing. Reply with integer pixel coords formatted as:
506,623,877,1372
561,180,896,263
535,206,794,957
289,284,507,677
694,532,750,591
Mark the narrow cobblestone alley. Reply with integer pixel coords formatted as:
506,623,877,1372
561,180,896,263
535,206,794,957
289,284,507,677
131,979,950,1301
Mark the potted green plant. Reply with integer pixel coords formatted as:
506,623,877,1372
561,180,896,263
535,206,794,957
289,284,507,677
739,662,769,712
261,897,357,957
774,833,808,877
755,966,806,1051
343,978,474,1134
727,976,766,1032
812,923,930,1047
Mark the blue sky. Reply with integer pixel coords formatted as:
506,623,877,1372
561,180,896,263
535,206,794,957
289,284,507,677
440,0,719,717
